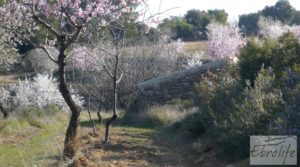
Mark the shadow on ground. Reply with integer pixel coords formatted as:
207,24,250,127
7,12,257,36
72,124,194,167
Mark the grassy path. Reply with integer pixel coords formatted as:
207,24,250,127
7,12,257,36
0,113,241,167
73,126,190,167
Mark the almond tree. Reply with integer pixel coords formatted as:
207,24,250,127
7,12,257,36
207,23,246,61
0,0,144,158
70,35,184,143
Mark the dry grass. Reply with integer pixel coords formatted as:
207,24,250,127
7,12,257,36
184,41,208,53
0,73,33,86
141,105,198,127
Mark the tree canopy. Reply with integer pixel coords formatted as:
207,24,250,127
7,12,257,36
239,0,300,36
158,9,228,41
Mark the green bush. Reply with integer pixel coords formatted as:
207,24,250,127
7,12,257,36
272,32,300,77
223,68,284,158
239,32,300,85
238,38,277,85
194,65,243,130
277,83,300,133
194,67,285,159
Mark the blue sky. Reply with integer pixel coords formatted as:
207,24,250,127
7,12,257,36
147,0,300,21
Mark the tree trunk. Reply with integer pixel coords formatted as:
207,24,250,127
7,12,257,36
104,81,118,143
97,104,102,125
57,37,81,158
0,105,8,119
87,96,97,135
103,39,121,143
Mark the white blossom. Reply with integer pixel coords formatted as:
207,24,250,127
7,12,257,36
11,74,84,110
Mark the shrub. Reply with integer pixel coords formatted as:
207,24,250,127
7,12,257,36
194,64,243,129
235,68,284,132
239,32,300,85
272,32,300,77
183,52,203,69
11,74,84,111
238,38,277,85
276,80,300,134
194,67,285,159
0,87,16,108
220,68,284,158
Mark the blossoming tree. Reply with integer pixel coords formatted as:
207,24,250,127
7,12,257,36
207,23,246,61
0,0,144,158
258,17,300,41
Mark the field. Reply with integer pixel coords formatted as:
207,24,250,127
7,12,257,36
183,41,208,53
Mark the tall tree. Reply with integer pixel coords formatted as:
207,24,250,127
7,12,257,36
0,0,144,158
293,11,300,25
261,0,295,25
238,13,260,35
185,9,210,40
239,0,300,36
208,9,228,25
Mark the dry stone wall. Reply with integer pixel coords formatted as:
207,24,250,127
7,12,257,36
137,60,226,109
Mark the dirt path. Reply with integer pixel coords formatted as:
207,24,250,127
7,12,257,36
71,127,191,167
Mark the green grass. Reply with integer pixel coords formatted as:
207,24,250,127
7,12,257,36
0,108,240,167
0,114,67,167
0,125,65,167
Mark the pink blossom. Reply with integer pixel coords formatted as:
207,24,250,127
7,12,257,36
0,0,144,30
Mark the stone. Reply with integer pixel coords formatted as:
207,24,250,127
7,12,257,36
137,60,226,108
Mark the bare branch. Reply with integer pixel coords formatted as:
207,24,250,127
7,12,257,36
80,46,114,79
103,65,114,79
62,7,77,28
98,47,115,56
0,25,58,64
39,45,58,64
32,15,60,37
116,72,124,84
65,26,82,48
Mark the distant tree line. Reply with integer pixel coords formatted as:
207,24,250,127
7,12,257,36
239,0,300,36
13,0,299,54
157,9,228,41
